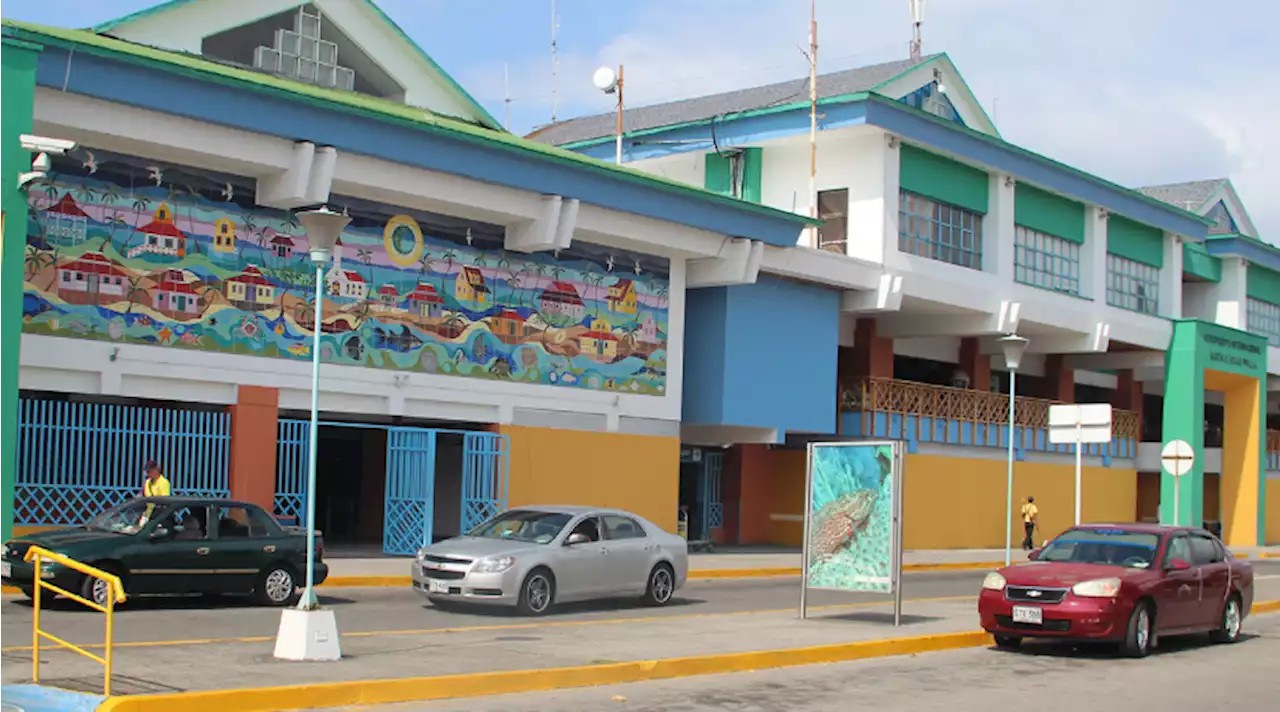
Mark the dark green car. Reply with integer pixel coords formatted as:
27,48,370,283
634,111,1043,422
1,496,328,607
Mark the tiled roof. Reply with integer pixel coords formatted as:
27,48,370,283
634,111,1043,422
227,265,272,287
581,330,618,341
47,193,89,217
1136,179,1226,211
406,283,443,303
527,55,935,146
60,251,128,277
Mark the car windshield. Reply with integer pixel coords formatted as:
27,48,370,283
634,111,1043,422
85,501,163,534
1038,528,1160,568
467,510,573,544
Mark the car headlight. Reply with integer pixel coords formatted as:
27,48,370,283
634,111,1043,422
1071,577,1121,598
982,572,1006,591
473,556,516,574
416,548,428,562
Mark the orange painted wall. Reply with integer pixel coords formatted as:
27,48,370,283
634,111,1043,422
900,454,1137,550
498,425,679,532
1267,478,1280,545
228,385,278,511
767,450,806,546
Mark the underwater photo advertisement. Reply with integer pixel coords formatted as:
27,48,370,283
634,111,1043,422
804,442,900,594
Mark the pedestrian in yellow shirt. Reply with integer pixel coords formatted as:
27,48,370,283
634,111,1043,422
140,460,171,524
1021,496,1038,550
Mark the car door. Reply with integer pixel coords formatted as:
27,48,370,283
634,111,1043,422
123,505,214,594
600,515,653,594
1189,533,1230,629
554,516,609,601
1154,533,1200,632
203,505,276,594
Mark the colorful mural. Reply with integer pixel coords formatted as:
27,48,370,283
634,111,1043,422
21,154,671,395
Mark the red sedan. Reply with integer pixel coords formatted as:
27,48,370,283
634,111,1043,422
978,524,1254,657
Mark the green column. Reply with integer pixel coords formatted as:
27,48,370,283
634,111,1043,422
1,38,42,542
1160,321,1205,527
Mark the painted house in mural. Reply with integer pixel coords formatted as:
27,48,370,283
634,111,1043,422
455,266,489,304
212,217,237,253
490,310,534,345
539,281,586,322
127,202,187,259
607,278,638,315
580,324,620,363
151,269,201,317
55,252,129,304
269,233,295,259
632,312,664,356
376,284,399,307
405,282,444,319
330,269,368,300
224,265,276,310
44,194,90,245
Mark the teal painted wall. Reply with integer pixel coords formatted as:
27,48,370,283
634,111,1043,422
1013,184,1084,243
1183,242,1221,283
704,148,763,204
898,144,989,214
1108,215,1164,268
1247,264,1280,305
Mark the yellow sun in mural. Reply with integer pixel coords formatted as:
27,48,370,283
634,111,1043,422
383,214,424,267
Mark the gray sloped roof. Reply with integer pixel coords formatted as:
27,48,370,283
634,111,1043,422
527,54,937,147
1136,179,1226,211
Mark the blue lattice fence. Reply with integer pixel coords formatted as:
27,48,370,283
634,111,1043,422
461,432,509,534
276,419,311,526
16,397,231,526
701,451,724,536
384,428,437,555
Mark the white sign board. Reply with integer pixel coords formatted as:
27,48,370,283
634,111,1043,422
1048,403,1113,444
1161,439,1195,476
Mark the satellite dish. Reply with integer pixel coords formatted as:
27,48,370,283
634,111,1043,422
593,66,618,92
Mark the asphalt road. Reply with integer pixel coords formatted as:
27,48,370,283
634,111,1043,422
342,610,1280,712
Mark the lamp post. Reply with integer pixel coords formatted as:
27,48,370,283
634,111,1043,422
999,334,1029,567
593,64,624,164
273,206,349,662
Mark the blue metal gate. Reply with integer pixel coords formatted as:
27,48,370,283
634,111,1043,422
460,432,510,533
700,451,724,540
16,396,230,526
383,428,438,555
275,419,311,526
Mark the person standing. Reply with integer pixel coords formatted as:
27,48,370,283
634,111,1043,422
1020,496,1039,550
139,460,171,525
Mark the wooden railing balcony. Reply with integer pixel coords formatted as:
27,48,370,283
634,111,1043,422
839,377,1140,462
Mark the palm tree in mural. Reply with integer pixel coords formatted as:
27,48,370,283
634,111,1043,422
122,194,152,255
26,185,54,242
507,271,524,307
493,254,512,304
417,250,434,291
583,272,605,318
122,272,150,315
655,283,669,309
25,245,54,282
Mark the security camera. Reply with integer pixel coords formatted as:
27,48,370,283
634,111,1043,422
17,151,56,190
20,135,77,155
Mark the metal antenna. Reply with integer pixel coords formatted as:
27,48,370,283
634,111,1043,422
909,0,925,61
551,0,560,122
504,62,511,131
807,0,819,249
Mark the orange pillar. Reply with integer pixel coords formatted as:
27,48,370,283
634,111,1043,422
1112,369,1144,424
959,337,991,391
229,385,279,512
728,444,774,545
1042,354,1075,402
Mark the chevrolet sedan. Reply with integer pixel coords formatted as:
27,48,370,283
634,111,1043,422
978,524,1254,657
411,506,689,615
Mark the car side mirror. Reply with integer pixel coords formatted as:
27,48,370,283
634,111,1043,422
149,526,170,540
565,532,590,546
1027,548,1042,561
1165,558,1191,571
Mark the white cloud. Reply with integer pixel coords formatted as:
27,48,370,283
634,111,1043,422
461,0,1278,238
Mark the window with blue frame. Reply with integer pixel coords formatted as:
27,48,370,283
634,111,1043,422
1247,298,1280,346
1014,226,1080,295
1106,254,1159,315
899,190,983,270
1205,200,1238,236
899,82,966,126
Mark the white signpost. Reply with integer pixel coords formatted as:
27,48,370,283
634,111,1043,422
1160,439,1195,526
1049,404,1113,525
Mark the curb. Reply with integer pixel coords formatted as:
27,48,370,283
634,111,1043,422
95,630,995,712
1254,599,1280,614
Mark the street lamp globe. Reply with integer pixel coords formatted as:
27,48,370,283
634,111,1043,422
998,334,1030,372
299,207,351,265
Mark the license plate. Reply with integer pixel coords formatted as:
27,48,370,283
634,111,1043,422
427,579,449,594
0,562,10,578
1012,606,1043,625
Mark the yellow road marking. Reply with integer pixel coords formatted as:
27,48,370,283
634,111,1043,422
0,595,971,654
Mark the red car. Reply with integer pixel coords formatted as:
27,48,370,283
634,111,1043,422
978,524,1254,657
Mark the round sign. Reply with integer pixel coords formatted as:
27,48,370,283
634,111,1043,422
1160,439,1195,477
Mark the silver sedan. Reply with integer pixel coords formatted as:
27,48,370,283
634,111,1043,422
410,506,689,615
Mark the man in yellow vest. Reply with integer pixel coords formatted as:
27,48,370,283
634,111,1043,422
1021,496,1039,550
140,460,171,525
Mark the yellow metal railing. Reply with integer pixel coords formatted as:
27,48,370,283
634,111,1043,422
841,377,1141,441
24,545,127,696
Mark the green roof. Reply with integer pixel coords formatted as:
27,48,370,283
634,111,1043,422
90,0,503,131
2,19,817,231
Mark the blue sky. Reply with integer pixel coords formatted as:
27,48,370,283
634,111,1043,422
7,0,1277,237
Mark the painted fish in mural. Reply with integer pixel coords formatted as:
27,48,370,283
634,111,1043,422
807,488,878,566
287,343,311,358
373,325,424,352
344,335,365,361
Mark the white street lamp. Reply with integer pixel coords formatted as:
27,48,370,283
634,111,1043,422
999,334,1029,567
593,64,624,164
274,206,349,662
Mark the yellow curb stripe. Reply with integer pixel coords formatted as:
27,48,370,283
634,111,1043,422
1254,599,1280,614
96,630,996,712
0,595,972,654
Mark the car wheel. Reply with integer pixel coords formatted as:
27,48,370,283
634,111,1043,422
255,565,300,607
993,634,1023,650
516,568,555,617
80,565,124,609
642,563,676,607
1209,595,1243,644
1121,601,1154,658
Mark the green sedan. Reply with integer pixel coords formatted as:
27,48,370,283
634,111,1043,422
1,496,328,607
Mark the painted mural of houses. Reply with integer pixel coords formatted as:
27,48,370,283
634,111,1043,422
489,309,534,344
376,284,400,307
539,280,585,322
224,265,276,311
607,278,638,315
455,266,490,304
580,324,620,363
212,218,237,253
151,269,200,316
270,233,295,259
127,202,187,259
329,270,368,300
55,251,129,304
405,283,443,319
44,193,90,245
